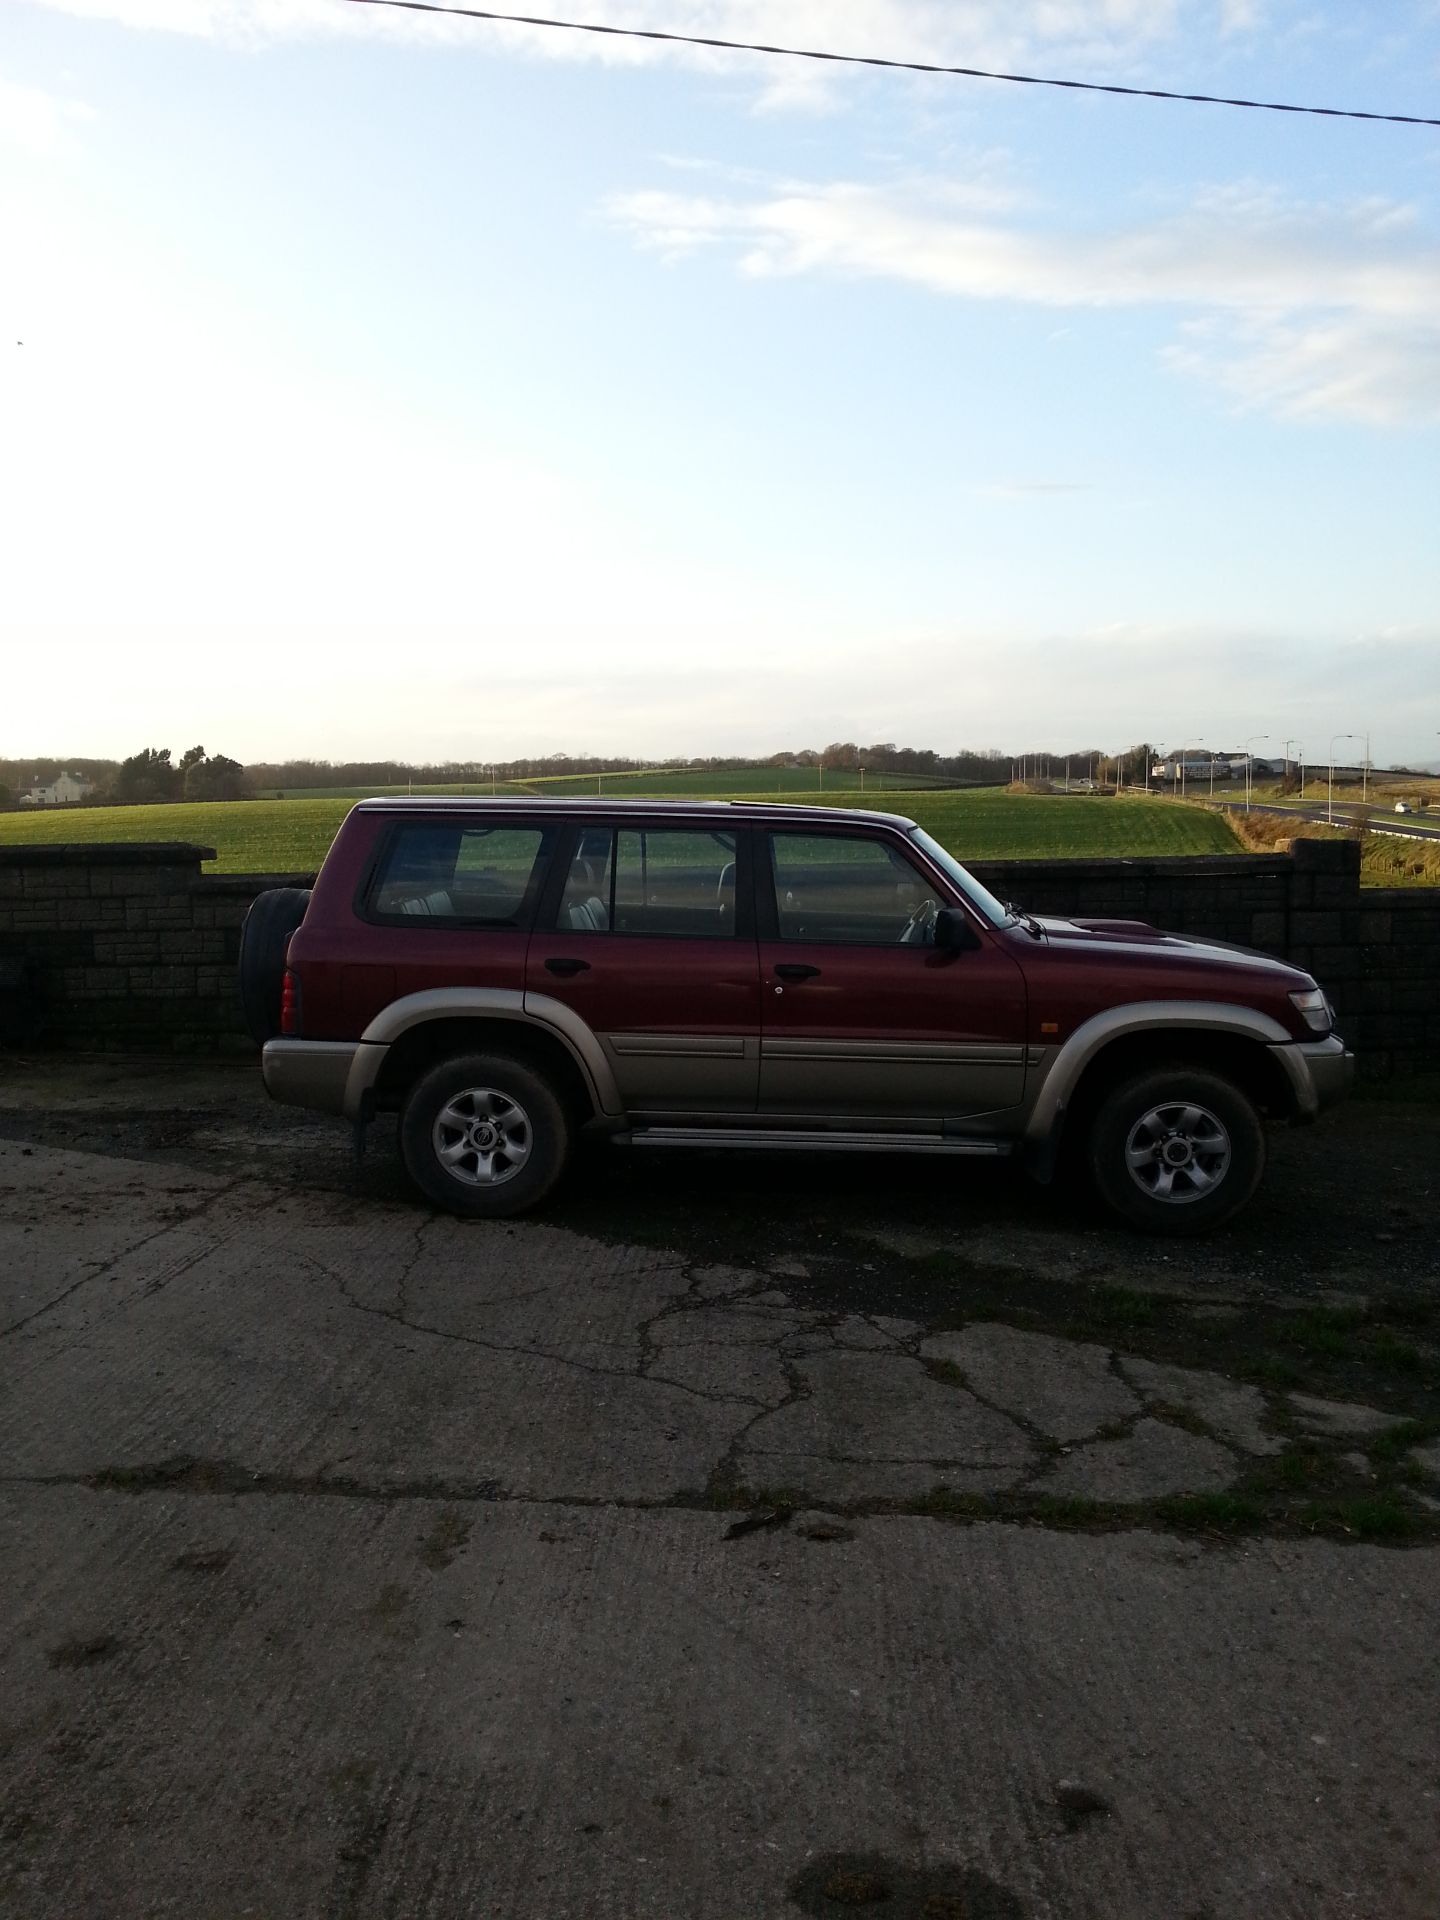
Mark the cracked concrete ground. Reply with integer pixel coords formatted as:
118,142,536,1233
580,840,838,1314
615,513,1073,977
2,1059,1439,1919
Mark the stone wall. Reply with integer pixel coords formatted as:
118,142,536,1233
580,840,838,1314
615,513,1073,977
0,845,312,1054
0,838,1435,1077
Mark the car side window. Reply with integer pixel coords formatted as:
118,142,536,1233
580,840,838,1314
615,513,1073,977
769,832,940,946
369,825,549,924
555,828,738,939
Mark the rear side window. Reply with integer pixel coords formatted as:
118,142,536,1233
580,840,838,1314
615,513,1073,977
367,824,552,925
556,828,738,939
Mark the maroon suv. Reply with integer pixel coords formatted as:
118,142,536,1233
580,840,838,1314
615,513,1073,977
244,799,1352,1233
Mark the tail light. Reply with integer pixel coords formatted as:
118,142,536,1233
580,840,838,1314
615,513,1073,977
280,969,301,1036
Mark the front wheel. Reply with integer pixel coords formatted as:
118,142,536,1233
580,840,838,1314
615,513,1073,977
400,1053,570,1218
1087,1066,1265,1236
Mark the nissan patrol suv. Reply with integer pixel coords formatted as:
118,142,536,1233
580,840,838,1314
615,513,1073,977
244,799,1352,1234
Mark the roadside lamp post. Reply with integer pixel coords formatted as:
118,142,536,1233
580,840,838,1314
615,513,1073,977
1363,731,1371,806
1284,740,1299,797
1180,738,1201,803
1244,734,1270,814
1328,733,1358,825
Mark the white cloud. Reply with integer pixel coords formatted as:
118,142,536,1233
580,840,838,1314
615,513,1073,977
1218,0,1264,33
1163,314,1440,425
608,175,1440,423
0,76,95,155
12,616,1436,765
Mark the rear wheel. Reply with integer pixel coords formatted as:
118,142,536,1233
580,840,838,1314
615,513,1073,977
400,1052,570,1218
1087,1065,1265,1236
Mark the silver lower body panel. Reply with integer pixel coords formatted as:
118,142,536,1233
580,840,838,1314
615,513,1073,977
262,1039,363,1116
1267,1035,1355,1122
621,1127,1012,1157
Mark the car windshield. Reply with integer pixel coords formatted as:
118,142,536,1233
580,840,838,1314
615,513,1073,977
907,827,1014,929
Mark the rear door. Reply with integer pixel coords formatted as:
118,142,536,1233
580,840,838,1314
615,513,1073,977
757,828,1028,1120
525,822,762,1112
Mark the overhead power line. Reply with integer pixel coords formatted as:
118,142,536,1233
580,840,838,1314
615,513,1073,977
341,0,1440,126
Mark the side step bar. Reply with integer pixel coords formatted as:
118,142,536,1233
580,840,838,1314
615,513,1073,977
619,1128,1012,1158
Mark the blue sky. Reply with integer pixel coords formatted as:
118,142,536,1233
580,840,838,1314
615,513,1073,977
3,0,1438,766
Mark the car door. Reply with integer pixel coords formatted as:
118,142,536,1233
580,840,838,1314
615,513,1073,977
525,821,762,1112
757,828,1028,1121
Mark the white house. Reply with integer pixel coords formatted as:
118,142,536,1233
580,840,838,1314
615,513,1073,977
21,772,94,807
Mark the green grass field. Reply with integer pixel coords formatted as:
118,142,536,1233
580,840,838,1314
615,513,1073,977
729,789,1240,859
510,766,949,796
0,789,1240,874
268,783,532,801
267,767,946,801
1,797,358,874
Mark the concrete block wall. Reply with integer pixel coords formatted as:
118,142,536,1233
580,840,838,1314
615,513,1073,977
0,837,1435,1077
967,849,1296,954
0,845,312,1054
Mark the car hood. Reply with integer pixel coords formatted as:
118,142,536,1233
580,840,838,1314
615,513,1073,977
1030,915,1311,983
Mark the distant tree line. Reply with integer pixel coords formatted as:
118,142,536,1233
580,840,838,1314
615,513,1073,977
245,745,1023,790
0,739,1169,809
0,748,246,808
108,746,247,804
1005,744,1158,789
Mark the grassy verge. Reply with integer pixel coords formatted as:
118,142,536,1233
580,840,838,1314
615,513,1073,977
1213,805,1440,888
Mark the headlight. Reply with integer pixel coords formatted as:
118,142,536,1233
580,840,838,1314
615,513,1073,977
1289,987,1332,1035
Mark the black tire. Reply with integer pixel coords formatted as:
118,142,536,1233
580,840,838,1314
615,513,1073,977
400,1052,571,1219
1086,1065,1265,1237
237,888,312,1045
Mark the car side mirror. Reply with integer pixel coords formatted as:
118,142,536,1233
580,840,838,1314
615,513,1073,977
934,908,982,952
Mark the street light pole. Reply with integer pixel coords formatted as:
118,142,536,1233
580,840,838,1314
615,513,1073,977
1243,734,1270,815
1181,737,1202,803
1284,739,1298,798
1328,733,1357,825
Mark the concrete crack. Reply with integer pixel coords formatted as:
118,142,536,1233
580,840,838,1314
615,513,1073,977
0,1175,254,1340
300,1249,760,1411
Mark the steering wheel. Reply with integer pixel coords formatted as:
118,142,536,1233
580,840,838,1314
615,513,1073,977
900,897,940,946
